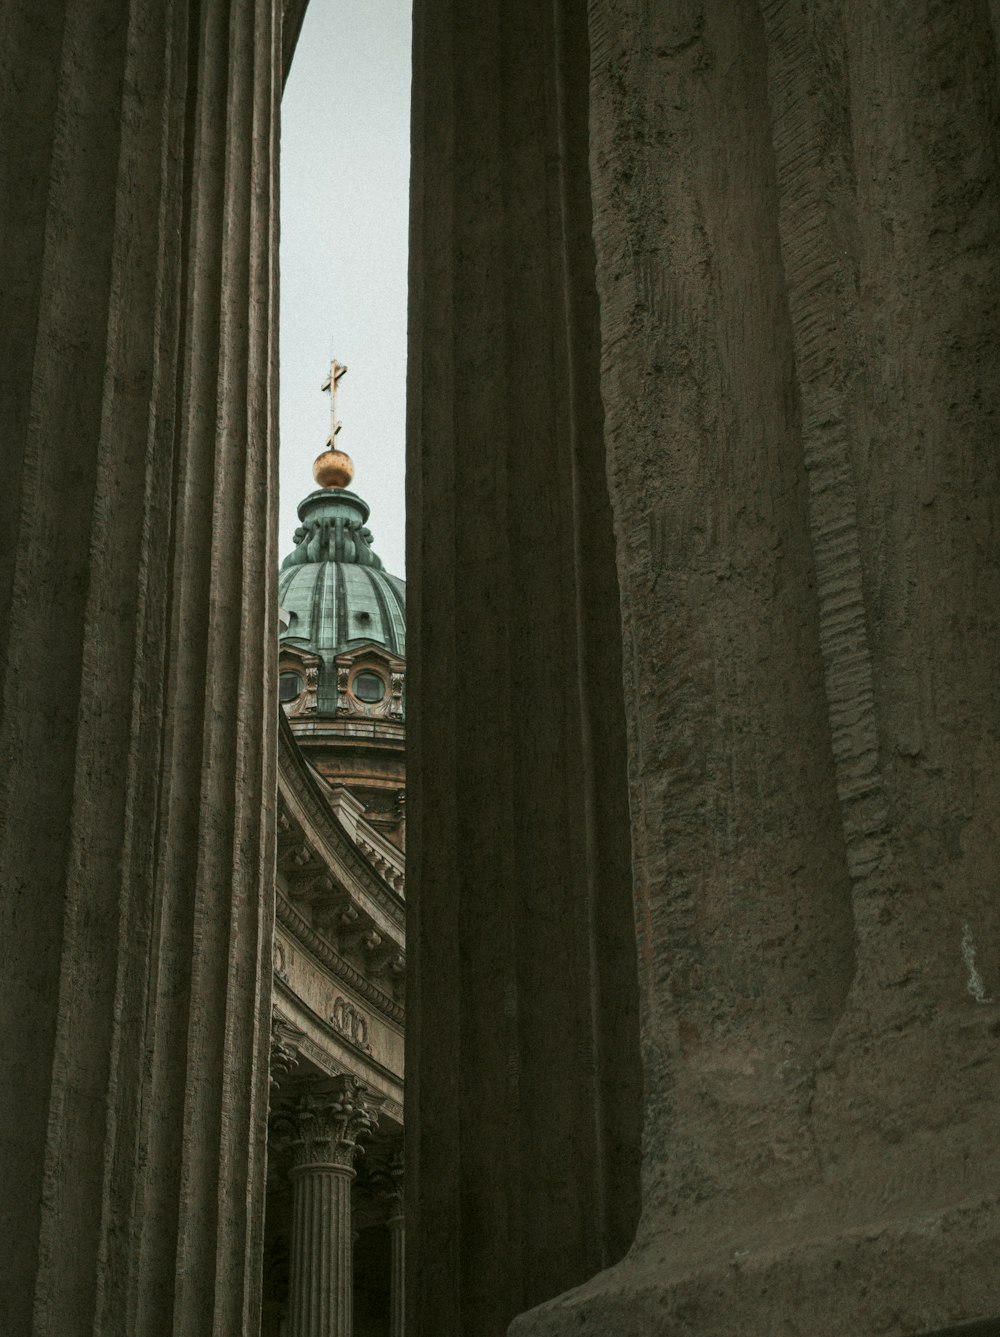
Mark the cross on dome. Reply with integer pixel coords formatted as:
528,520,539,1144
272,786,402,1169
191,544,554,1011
321,358,348,444
314,358,354,490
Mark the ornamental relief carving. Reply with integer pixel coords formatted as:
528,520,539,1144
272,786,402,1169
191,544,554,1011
333,651,405,721
275,893,404,1024
277,748,406,932
270,1076,380,1172
331,995,372,1053
279,647,321,717
269,1007,305,1093
389,671,404,721
336,665,351,714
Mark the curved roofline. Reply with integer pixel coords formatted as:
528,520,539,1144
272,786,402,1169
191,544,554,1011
278,708,404,930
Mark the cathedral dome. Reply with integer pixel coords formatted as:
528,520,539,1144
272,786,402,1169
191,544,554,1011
279,486,406,663
278,360,405,723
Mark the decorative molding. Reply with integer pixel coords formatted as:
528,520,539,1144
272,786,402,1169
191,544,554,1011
276,804,405,979
279,645,321,717
368,1146,405,1222
270,1007,305,1091
356,835,404,894
336,665,350,712
276,893,404,1023
279,1024,403,1114
382,1097,404,1124
331,996,372,1052
273,938,290,983
389,671,405,722
270,1076,381,1172
277,712,404,931
331,643,406,722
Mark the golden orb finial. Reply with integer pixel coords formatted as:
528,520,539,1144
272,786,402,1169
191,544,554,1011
313,448,354,490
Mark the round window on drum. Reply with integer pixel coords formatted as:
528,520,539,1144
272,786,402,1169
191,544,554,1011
352,670,385,703
279,671,304,703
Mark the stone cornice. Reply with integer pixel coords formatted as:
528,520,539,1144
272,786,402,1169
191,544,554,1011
273,997,403,1123
273,982,404,1112
276,893,404,1024
278,709,404,933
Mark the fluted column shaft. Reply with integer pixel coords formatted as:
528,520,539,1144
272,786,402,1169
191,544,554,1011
272,1077,379,1337
406,0,641,1331
0,1,282,1333
388,1212,404,1337
410,1,1000,1334
287,1164,355,1337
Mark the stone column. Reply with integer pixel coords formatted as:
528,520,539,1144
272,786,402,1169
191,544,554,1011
381,1150,405,1337
406,0,641,1332
0,2,282,1334
509,3,1000,1336
409,1,1000,1335
388,1212,404,1337
274,1078,379,1337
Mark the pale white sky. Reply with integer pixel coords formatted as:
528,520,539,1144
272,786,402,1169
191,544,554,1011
280,0,411,578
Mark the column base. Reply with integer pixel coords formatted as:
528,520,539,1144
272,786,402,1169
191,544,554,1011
509,1195,1000,1337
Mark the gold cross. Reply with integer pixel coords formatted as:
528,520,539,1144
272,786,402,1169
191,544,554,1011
320,359,348,444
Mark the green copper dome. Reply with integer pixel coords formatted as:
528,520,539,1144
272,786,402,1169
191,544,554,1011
279,486,405,713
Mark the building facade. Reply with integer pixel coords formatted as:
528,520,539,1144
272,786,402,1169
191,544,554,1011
265,377,405,1337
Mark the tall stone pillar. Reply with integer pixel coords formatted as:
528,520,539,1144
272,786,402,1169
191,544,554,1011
390,1216,405,1337
509,2,1000,1335
383,1151,405,1337
406,0,642,1331
274,1078,379,1337
409,1,1000,1335
0,2,283,1334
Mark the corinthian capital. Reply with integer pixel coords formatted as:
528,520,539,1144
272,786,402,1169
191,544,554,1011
272,1076,380,1172
367,1145,404,1221
270,1008,305,1092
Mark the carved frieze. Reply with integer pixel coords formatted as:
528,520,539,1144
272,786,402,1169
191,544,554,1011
275,895,403,1022
331,995,372,1052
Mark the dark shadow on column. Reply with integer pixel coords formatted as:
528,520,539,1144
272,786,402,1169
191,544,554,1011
405,1,642,1334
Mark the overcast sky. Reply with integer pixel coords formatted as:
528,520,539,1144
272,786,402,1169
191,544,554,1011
280,0,411,578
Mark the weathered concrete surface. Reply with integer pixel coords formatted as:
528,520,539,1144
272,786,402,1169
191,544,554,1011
511,0,1000,1333
0,1,281,1332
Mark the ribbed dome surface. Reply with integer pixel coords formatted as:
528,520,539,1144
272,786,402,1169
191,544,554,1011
279,560,406,659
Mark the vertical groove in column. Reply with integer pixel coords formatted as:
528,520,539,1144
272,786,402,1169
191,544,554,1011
215,0,280,1323
0,0,131,1316
389,1217,405,1337
288,1166,354,1337
551,0,641,1272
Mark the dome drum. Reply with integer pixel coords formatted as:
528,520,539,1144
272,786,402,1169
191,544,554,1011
278,378,406,853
